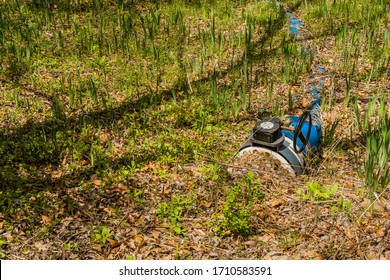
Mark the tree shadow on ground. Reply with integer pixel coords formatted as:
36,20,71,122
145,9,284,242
0,1,304,204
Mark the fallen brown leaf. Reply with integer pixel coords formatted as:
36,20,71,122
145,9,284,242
193,228,206,236
108,238,120,247
128,214,135,223
202,201,212,208
151,231,160,239
168,240,178,247
93,244,102,252
243,240,258,247
93,179,102,186
110,183,129,194
270,199,283,207
51,170,62,179
134,235,144,245
34,243,47,251
103,207,115,216
41,215,52,225
190,246,206,252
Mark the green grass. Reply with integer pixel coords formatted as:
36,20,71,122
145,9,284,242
0,0,389,259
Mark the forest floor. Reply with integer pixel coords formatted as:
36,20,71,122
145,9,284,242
0,0,389,259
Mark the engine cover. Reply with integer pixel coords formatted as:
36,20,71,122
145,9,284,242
251,118,284,149
236,136,304,175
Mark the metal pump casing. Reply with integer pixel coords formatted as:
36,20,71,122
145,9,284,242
236,115,321,175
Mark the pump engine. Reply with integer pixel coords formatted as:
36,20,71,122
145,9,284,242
234,101,322,175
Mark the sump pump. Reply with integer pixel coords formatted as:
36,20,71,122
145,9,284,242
235,100,322,175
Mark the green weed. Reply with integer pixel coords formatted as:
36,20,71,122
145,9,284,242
360,116,390,210
156,196,193,235
323,119,340,147
331,197,352,212
297,181,352,212
91,226,113,245
278,231,301,248
297,181,338,201
199,163,220,181
214,171,264,236
63,242,79,252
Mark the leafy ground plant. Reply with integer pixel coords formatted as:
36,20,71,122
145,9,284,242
214,183,253,236
156,196,193,235
0,239,6,259
297,182,338,202
214,171,264,236
91,226,113,245
297,182,352,212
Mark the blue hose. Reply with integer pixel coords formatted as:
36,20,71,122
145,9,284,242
280,4,324,153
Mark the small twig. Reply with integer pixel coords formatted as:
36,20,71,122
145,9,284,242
64,230,88,244
310,199,339,205
114,210,129,231
345,235,384,249
332,239,345,260
359,185,389,219
76,205,94,221
321,219,354,243
187,73,193,93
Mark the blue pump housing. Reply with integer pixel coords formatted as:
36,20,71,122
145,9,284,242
282,115,322,155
